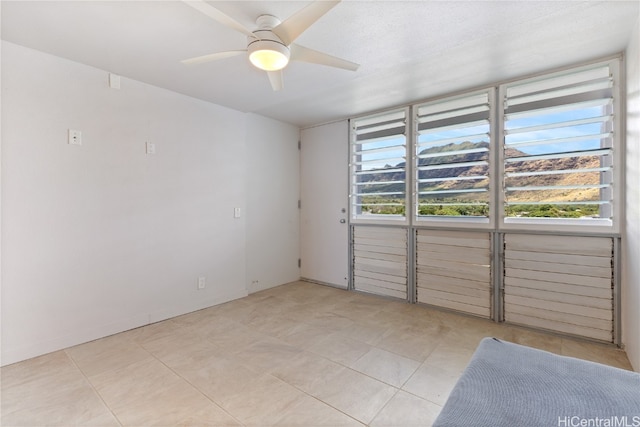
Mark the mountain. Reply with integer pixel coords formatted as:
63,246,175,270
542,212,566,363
357,141,490,195
505,152,600,203
358,141,601,204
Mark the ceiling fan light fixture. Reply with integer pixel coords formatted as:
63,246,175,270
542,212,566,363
248,40,290,71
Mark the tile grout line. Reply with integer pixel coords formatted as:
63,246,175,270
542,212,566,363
261,345,404,425
142,344,248,427
263,370,371,426
222,330,370,426
398,386,446,409
367,387,402,426
63,349,125,427
230,303,391,427
241,291,449,419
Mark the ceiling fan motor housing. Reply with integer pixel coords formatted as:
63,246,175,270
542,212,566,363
255,14,281,30
247,16,290,71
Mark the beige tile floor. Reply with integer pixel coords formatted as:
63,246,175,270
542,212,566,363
1,280,633,427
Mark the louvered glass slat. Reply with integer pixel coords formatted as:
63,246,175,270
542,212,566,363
355,193,405,198
419,188,488,195
506,65,610,99
417,147,489,159
419,175,487,183
418,92,489,116
506,200,609,206
417,160,488,171
505,148,611,163
506,78,612,107
505,167,611,178
505,115,612,135
354,157,406,168
355,120,405,134
418,133,490,148
355,129,405,144
506,184,610,192
355,180,405,186
417,104,489,124
354,110,405,130
417,119,490,136
354,203,405,207
355,168,404,176
505,132,612,149
419,202,488,206
505,98,611,122
355,143,406,156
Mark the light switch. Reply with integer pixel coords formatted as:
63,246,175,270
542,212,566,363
146,142,156,155
234,207,241,218
109,73,121,89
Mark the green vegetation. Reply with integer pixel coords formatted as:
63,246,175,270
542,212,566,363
360,198,601,219
419,203,488,217
360,197,405,216
505,204,600,218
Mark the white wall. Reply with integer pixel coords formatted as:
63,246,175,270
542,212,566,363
245,114,300,293
1,41,299,366
623,18,640,372
0,4,4,369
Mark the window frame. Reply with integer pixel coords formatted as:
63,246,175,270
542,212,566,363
349,107,411,226
412,88,496,229
497,58,622,234
347,56,623,235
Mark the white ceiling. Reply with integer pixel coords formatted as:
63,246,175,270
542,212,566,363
2,1,638,127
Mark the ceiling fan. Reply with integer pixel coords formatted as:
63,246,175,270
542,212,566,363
181,0,360,91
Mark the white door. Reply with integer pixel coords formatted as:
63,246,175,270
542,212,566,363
300,121,349,288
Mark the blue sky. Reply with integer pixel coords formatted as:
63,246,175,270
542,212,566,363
505,105,609,156
354,103,610,170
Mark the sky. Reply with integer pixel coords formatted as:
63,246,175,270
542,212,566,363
355,103,610,170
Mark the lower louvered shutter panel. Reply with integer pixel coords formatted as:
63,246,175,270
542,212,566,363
416,229,492,318
503,234,614,342
352,226,407,300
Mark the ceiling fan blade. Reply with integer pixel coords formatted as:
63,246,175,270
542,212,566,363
290,44,359,71
182,0,257,39
181,50,246,65
267,70,284,91
272,0,341,45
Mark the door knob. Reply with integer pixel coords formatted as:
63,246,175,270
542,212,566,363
339,219,346,223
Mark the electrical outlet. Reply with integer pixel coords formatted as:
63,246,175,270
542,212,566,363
68,129,82,145
197,276,206,290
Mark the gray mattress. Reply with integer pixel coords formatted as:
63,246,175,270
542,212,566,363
433,337,640,427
